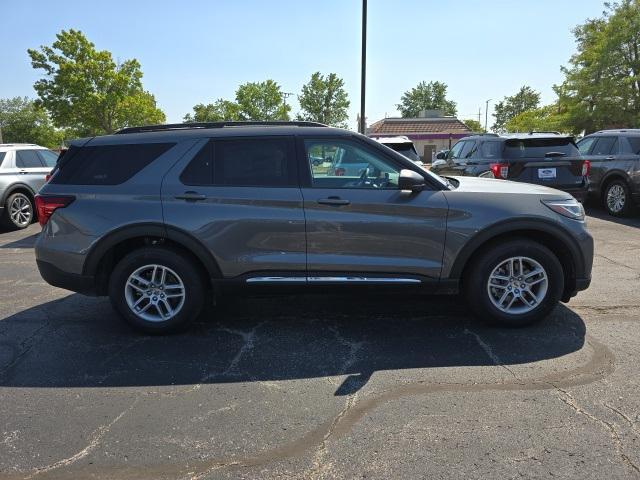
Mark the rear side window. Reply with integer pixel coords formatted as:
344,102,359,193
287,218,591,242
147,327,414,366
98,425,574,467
51,143,174,185
481,141,502,158
504,138,579,158
591,137,617,155
16,150,44,168
180,137,296,187
37,150,59,167
0,152,5,167
626,137,640,154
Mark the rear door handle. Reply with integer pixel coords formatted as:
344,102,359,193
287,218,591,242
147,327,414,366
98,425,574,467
19,170,28,174
318,197,350,206
605,156,615,160
175,191,207,201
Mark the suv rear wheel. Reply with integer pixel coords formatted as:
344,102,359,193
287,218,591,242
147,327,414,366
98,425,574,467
1,192,33,230
464,239,564,327
603,179,634,217
109,247,205,334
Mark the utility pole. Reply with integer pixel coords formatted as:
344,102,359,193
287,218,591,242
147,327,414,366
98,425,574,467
485,99,492,132
478,108,481,125
282,92,294,116
0,126,3,144
359,0,367,134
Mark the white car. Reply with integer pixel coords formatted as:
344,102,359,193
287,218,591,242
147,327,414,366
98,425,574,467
370,136,426,167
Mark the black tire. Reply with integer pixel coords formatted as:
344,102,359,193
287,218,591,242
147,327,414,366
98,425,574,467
464,239,564,327
108,247,205,334
1,192,34,230
602,179,635,217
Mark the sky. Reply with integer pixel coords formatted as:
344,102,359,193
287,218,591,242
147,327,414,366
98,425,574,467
1,0,609,130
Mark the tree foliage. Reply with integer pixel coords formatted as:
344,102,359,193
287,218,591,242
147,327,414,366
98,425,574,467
462,119,484,132
505,104,571,133
492,86,541,133
555,0,640,133
184,80,290,122
397,81,457,117
28,29,165,136
297,72,350,127
0,97,66,147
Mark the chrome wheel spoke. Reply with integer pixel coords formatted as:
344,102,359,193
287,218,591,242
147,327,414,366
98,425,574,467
487,256,548,315
124,264,185,323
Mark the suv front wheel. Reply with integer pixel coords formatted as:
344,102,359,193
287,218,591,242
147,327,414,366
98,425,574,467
464,239,564,327
109,247,205,334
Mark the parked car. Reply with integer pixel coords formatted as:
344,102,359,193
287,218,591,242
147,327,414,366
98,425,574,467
430,133,590,202
0,144,58,230
35,121,593,334
577,129,640,217
371,136,426,167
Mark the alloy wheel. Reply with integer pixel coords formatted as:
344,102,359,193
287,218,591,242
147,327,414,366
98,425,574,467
9,195,32,227
124,264,186,322
606,184,626,214
486,256,548,315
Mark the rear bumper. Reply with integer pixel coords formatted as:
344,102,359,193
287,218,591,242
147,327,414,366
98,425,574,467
36,260,97,296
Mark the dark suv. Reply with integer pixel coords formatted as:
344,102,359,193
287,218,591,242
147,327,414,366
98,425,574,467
430,133,590,202
577,129,640,217
35,122,593,334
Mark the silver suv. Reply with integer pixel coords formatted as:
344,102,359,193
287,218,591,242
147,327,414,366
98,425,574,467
35,122,593,334
0,144,57,229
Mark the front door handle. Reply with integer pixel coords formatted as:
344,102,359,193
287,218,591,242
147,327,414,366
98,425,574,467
605,156,615,160
19,170,28,174
318,197,350,206
175,191,207,201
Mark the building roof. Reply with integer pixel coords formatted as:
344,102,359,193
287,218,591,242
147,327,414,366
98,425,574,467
368,117,472,135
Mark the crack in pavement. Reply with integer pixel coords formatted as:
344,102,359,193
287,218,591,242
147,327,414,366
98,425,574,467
464,328,520,381
24,397,140,479
555,388,640,476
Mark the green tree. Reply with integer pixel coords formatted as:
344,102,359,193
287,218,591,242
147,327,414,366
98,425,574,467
505,104,571,133
235,80,290,121
184,100,241,122
492,86,541,133
297,72,350,127
462,119,485,132
0,97,66,147
397,81,457,117
28,29,165,136
555,0,640,133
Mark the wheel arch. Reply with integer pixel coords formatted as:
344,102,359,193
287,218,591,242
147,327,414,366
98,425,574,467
600,170,631,195
449,219,586,300
1,183,36,206
83,223,223,295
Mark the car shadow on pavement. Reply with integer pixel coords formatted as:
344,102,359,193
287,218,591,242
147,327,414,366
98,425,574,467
0,293,586,395
585,204,640,228
0,233,39,248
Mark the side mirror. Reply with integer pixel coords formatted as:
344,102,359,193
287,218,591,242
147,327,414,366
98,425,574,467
398,169,426,192
436,152,446,160
431,159,446,168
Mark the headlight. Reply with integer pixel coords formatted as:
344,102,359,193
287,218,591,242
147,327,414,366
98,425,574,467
541,198,585,221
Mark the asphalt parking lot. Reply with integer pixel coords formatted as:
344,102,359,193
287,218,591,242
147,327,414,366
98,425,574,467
0,206,639,480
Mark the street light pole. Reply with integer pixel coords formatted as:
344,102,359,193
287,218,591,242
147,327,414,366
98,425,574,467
485,99,491,132
359,0,367,134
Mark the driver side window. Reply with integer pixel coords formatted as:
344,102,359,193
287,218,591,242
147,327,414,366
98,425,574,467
305,139,400,189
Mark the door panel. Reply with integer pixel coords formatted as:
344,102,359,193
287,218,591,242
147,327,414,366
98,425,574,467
300,137,448,279
161,137,306,278
15,150,51,193
586,137,618,192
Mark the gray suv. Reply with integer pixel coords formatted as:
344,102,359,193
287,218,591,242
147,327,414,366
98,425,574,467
35,122,593,333
0,144,58,229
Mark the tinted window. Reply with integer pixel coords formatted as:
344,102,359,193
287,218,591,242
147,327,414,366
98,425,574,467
577,137,596,155
305,138,401,189
16,150,44,168
504,138,579,159
180,142,213,186
628,137,640,154
481,141,502,158
51,143,174,185
385,143,420,162
0,152,5,167
214,138,296,187
459,141,477,159
447,141,466,160
591,137,617,155
37,150,59,167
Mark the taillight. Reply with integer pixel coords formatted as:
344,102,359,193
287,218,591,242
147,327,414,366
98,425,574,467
35,195,75,227
335,167,346,176
581,160,591,177
490,163,509,179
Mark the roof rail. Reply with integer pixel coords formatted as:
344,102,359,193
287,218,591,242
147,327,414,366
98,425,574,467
115,121,327,135
528,131,561,135
474,132,499,136
594,128,640,134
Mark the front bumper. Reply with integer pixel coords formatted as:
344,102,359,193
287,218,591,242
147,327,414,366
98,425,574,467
36,260,97,295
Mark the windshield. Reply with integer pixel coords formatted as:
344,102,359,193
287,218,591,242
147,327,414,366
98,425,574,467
504,138,579,158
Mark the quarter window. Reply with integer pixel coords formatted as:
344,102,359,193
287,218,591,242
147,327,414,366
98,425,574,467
305,139,401,189
0,152,5,168
37,150,59,167
481,141,502,158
